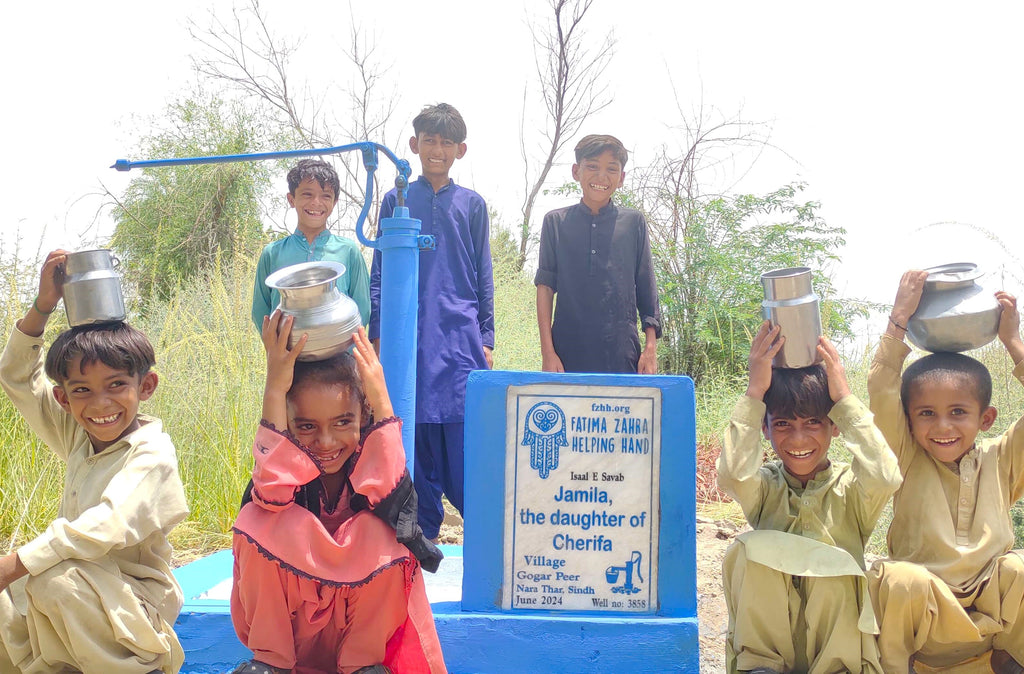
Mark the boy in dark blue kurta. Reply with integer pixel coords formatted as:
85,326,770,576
535,134,661,374
369,103,494,540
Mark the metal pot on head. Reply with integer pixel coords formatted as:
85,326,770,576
265,261,362,361
906,263,1001,353
761,267,823,369
62,249,126,327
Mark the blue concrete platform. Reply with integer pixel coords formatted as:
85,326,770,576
173,544,698,673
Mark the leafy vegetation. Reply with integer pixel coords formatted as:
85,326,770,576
109,94,279,305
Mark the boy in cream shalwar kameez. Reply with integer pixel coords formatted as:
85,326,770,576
0,250,188,674
718,322,902,674
866,271,1024,674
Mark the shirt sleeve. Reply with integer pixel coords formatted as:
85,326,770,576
251,245,274,332
0,326,78,460
534,211,558,291
471,197,495,349
634,212,662,338
828,394,903,527
716,395,768,523
866,334,916,474
999,359,1024,503
17,433,189,576
345,245,372,327
349,418,407,506
369,193,396,341
247,424,321,511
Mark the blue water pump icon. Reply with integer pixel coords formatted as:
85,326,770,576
605,551,643,595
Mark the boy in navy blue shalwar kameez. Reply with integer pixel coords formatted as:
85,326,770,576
369,103,494,540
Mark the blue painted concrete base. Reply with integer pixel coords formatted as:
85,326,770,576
173,547,700,673
433,608,699,673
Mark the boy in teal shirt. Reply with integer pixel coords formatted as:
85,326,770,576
252,159,371,330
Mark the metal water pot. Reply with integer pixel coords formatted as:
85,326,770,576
265,261,362,361
62,249,126,327
907,263,1001,353
761,267,823,369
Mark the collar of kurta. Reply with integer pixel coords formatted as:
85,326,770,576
575,199,617,217
290,228,331,246
415,175,453,194
781,460,835,491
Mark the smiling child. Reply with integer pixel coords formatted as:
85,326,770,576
0,249,189,673
534,133,661,374
716,321,901,673
866,270,1024,673
229,316,445,674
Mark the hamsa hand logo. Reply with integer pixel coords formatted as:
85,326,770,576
522,401,567,479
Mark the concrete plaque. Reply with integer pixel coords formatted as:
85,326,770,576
502,384,661,612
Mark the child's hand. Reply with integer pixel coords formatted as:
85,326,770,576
996,291,1024,365
817,336,851,403
888,270,929,339
0,552,27,593
746,320,783,400
351,327,394,420
541,349,565,373
37,249,68,311
261,311,307,396
20,249,69,337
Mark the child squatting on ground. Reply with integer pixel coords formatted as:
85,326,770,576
0,250,189,673
252,158,372,331
534,133,661,375
229,315,446,674
717,322,902,674
866,271,1024,674
369,102,494,542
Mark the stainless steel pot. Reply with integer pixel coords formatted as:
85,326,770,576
62,249,126,327
907,262,1001,353
761,266,823,369
265,261,362,361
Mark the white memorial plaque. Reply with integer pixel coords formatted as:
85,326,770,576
502,384,661,612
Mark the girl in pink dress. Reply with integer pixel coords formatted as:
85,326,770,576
230,314,445,674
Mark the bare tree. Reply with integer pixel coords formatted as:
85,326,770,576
625,98,858,383
188,1,400,235
516,0,615,269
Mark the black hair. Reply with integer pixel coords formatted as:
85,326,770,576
763,364,834,422
45,322,156,385
286,159,341,199
901,351,992,414
412,103,467,143
574,134,629,168
288,351,372,428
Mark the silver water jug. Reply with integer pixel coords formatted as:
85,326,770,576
62,249,126,327
265,261,362,361
761,267,823,369
907,263,1001,353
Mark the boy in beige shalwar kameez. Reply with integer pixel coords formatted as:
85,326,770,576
0,250,189,674
867,271,1024,674
718,322,902,674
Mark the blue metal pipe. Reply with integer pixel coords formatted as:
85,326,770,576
112,143,421,476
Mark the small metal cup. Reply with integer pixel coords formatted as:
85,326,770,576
761,267,823,369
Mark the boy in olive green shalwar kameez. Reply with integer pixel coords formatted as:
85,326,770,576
718,322,902,674
866,271,1024,674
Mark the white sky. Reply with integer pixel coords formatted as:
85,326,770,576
3,1,1023,330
